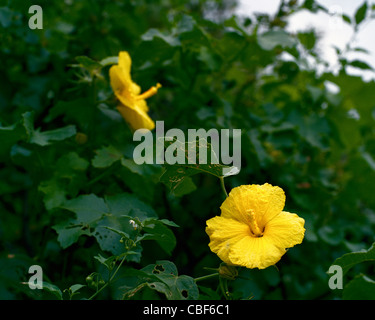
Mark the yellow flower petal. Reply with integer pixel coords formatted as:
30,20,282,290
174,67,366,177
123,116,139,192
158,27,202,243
220,183,285,229
228,235,286,269
117,51,141,95
263,211,305,249
206,216,250,265
117,105,155,131
118,51,132,75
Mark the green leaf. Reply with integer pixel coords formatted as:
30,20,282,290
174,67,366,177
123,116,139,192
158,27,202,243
156,219,180,228
142,220,177,255
92,145,123,168
141,28,181,47
69,284,85,294
61,194,108,225
160,167,197,197
52,220,90,249
343,274,375,300
172,176,197,197
75,56,102,72
104,193,157,220
139,261,199,300
93,215,141,259
42,282,63,300
258,30,296,51
121,158,160,176
342,14,351,24
347,59,373,70
159,137,235,194
354,2,368,25
29,125,77,146
100,56,118,67
331,242,375,275
94,254,117,270
102,226,130,239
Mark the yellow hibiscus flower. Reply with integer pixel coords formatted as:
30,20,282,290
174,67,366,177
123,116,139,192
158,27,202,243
109,51,161,131
206,183,305,269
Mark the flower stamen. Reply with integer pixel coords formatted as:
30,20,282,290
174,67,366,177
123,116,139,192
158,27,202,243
246,209,263,237
135,83,162,100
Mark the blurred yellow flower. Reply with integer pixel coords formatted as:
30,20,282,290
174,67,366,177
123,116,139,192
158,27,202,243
109,51,161,131
206,183,305,269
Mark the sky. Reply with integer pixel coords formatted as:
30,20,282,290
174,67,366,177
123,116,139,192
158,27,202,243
235,0,375,81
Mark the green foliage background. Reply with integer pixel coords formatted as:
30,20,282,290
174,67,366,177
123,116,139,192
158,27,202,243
1,0,375,300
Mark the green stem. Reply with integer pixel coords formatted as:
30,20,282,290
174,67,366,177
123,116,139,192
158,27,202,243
219,177,228,198
219,277,229,300
194,273,219,283
88,253,127,300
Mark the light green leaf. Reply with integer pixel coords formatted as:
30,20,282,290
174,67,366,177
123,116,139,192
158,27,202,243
141,28,181,47
100,56,118,66
69,284,85,294
29,125,77,146
258,30,296,50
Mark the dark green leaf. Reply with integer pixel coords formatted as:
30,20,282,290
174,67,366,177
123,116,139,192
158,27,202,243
331,242,375,275
343,274,375,300
355,2,368,25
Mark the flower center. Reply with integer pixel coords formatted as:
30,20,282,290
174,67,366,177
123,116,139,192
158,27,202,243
246,209,264,237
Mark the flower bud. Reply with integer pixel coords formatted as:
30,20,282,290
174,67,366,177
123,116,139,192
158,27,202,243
218,263,238,281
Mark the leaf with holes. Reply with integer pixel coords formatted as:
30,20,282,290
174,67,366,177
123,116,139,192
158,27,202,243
160,137,236,195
